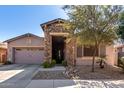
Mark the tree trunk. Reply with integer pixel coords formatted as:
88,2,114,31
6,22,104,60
91,46,97,72
73,38,76,67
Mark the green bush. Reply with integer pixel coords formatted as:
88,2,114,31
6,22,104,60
118,57,124,72
96,56,106,69
42,61,51,68
42,60,56,68
51,59,56,67
4,61,12,65
62,60,67,67
118,57,122,66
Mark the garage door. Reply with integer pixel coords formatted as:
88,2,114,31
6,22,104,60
15,48,44,64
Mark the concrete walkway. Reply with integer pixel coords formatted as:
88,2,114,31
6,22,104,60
39,66,65,71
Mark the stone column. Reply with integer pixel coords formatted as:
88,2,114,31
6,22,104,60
44,31,51,62
66,38,76,66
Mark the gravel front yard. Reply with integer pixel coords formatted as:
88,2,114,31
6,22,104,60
76,65,124,80
33,65,124,80
32,71,69,79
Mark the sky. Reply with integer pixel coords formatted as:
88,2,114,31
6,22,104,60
0,5,68,42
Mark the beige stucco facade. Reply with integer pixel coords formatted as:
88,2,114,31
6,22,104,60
6,34,44,64
106,45,118,66
0,48,7,63
41,18,117,66
0,43,7,63
76,45,117,66
5,18,118,66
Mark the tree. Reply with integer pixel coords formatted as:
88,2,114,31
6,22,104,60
117,12,124,43
63,5,123,72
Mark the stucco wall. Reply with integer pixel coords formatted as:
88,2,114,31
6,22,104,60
76,45,116,66
106,45,117,66
0,49,7,63
76,57,99,65
7,36,44,62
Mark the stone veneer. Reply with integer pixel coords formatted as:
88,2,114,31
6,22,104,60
43,22,76,65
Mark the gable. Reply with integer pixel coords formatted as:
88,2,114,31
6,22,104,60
4,33,44,47
40,18,66,32
4,33,43,43
8,36,44,47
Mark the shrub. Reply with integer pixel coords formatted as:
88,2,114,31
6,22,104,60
4,61,12,65
62,60,67,67
118,57,122,67
42,61,51,68
42,60,56,68
96,56,106,69
118,57,124,72
51,59,56,67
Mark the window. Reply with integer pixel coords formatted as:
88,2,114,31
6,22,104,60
77,46,82,57
84,45,98,56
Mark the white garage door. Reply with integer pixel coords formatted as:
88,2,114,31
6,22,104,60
15,48,44,64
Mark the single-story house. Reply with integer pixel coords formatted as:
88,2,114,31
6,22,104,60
4,18,118,65
0,43,7,63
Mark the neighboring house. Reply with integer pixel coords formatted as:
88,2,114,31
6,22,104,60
116,45,124,53
4,18,118,65
114,45,124,66
115,44,124,58
0,43,7,63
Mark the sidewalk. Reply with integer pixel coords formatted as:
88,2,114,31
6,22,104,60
26,80,80,88
26,79,124,88
27,66,124,88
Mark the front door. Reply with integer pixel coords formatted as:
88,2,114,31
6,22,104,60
52,36,65,64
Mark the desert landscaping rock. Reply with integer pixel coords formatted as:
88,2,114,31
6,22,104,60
1,65,124,88
75,65,124,80
33,65,124,80
32,71,69,79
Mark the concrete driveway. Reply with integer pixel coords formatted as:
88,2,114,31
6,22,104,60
0,64,39,88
